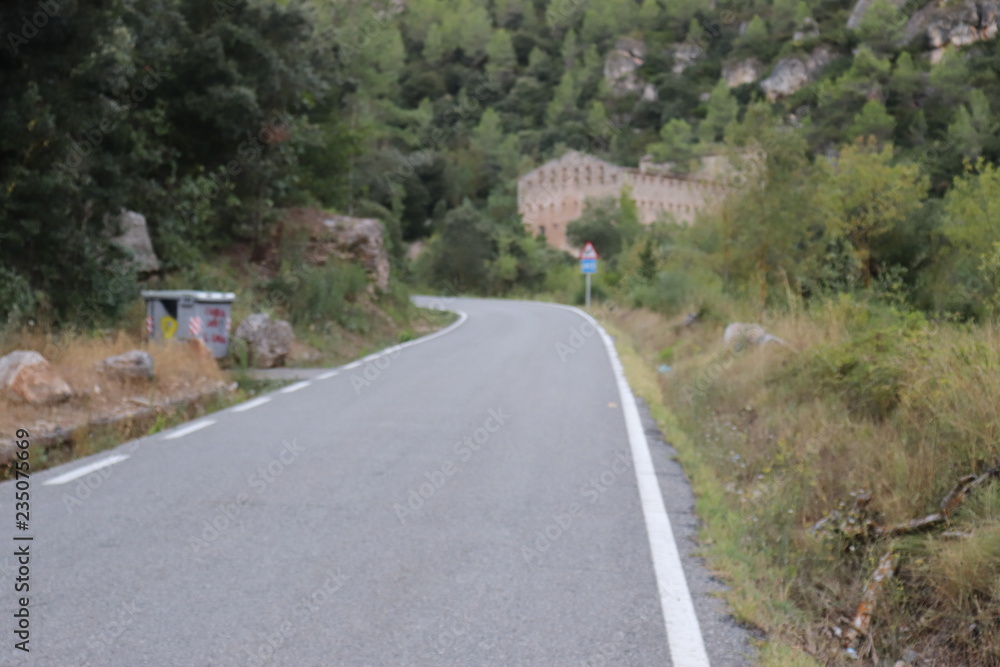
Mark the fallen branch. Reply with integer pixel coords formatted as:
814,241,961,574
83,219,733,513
843,551,895,652
833,461,1000,658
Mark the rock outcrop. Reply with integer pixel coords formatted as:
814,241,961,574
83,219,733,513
235,314,295,368
898,0,1000,60
604,38,657,100
279,208,392,291
111,210,160,273
0,351,73,405
760,46,834,102
671,43,702,74
320,216,391,290
723,58,763,87
99,350,155,380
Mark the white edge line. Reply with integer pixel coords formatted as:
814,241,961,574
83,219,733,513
280,381,311,394
317,371,339,380
339,309,470,372
163,419,216,440
544,302,711,667
44,454,130,486
231,396,271,412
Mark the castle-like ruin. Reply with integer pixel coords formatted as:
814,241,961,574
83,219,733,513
517,150,731,251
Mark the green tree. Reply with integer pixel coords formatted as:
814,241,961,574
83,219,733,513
619,184,643,246
486,29,517,77
567,198,624,261
856,0,904,51
848,99,896,143
422,23,446,62
946,90,997,160
818,138,927,286
699,80,738,143
649,118,696,170
546,72,580,125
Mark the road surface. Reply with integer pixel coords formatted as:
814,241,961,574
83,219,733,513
1,297,751,666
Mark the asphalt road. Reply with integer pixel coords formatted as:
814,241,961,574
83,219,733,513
1,297,752,666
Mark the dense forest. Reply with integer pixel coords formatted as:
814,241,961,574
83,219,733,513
4,0,1000,326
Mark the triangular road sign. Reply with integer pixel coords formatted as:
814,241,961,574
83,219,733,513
580,242,599,260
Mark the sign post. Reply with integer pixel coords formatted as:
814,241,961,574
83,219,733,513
579,242,599,308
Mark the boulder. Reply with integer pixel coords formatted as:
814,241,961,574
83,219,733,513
320,216,391,290
723,58,763,87
111,210,160,273
723,323,789,349
235,314,295,368
0,351,73,405
98,350,155,380
760,46,834,102
604,38,657,100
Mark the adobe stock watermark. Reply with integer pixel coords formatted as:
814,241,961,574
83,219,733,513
53,65,165,176
392,407,511,523
350,344,404,395
61,440,143,514
521,449,633,564
424,610,498,658
78,597,143,665
189,439,305,552
242,566,350,667
5,0,64,55
555,319,602,362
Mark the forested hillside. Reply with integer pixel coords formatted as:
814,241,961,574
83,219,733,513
4,0,1000,323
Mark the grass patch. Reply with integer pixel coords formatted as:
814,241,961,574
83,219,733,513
599,295,1000,665
1,375,291,482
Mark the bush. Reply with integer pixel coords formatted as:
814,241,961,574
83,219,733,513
263,262,369,330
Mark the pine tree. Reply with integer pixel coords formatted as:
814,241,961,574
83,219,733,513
699,80,738,143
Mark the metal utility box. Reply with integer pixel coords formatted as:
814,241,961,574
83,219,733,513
141,290,237,358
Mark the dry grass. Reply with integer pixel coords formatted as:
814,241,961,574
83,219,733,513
0,328,227,443
605,297,1000,665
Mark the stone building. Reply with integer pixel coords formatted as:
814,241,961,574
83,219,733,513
517,150,731,251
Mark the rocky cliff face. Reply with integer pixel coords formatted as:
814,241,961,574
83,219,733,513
603,37,657,101
760,46,834,102
723,58,763,88
279,207,391,292
901,0,1000,60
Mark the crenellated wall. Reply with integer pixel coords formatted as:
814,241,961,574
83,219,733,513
517,151,729,251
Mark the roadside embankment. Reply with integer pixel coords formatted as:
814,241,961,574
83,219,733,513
603,298,1000,666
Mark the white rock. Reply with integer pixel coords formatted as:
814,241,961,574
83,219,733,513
0,350,72,405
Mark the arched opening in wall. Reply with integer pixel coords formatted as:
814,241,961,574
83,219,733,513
539,225,546,237
585,165,591,184
611,173,617,184
598,166,605,184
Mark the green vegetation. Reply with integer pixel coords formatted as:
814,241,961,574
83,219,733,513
5,0,1000,660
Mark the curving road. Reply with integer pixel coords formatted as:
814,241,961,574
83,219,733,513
1,297,751,666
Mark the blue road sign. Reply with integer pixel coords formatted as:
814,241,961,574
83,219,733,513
580,258,597,274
